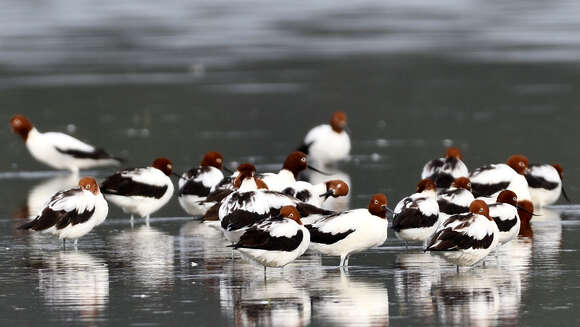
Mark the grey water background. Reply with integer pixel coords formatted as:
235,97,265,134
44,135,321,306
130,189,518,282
1,0,580,326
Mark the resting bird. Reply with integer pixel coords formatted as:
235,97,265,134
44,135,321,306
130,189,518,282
392,179,440,244
101,157,174,224
307,194,391,267
425,200,500,271
525,163,570,207
298,112,351,166
18,177,108,248
230,206,310,272
10,114,122,173
421,147,469,189
178,151,227,216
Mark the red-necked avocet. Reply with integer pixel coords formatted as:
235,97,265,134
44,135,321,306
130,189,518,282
18,177,108,248
298,111,351,167
101,157,174,225
10,115,122,174
421,147,469,189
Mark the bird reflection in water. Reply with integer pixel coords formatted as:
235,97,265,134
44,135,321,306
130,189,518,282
309,271,389,327
13,174,78,220
109,225,174,290
303,169,351,211
393,251,445,319
530,207,562,265
37,251,109,322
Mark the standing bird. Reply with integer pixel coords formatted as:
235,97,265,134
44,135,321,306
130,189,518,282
469,154,531,201
18,177,108,248
10,115,122,174
525,163,570,207
425,200,500,270
437,177,475,221
259,151,327,192
219,163,331,243
298,112,351,166
230,206,310,271
392,179,440,244
421,147,469,189
307,194,390,267
488,190,525,246
282,179,350,207
178,151,226,216
101,157,174,224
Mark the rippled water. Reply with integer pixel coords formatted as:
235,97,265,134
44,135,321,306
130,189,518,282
1,0,580,326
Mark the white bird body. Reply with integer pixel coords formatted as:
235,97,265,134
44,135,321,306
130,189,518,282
25,128,120,173
437,188,474,222
19,178,108,242
392,189,440,242
470,164,531,201
283,181,327,207
302,124,351,166
426,211,500,267
488,203,520,245
260,169,296,192
102,165,174,219
233,217,310,268
421,157,469,189
178,166,224,215
525,164,563,207
307,200,389,267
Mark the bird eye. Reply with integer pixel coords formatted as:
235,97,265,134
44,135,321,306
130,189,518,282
374,200,379,204
519,162,524,167
467,183,471,187
301,157,306,162
513,197,516,201
216,158,222,163
480,208,484,212
289,213,294,218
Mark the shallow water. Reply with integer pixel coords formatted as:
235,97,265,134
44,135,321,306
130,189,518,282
1,0,580,326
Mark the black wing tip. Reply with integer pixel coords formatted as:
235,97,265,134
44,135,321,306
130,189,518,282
17,219,37,230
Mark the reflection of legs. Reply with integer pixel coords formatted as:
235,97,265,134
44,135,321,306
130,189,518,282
145,215,150,227
456,265,459,273
339,254,346,267
344,255,350,267
62,239,66,250
74,239,78,250
130,215,134,228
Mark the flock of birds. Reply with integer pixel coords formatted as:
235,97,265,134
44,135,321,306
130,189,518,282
10,112,569,272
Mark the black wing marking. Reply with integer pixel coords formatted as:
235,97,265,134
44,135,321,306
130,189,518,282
18,189,95,231
437,198,469,216
297,142,314,155
525,173,559,190
471,182,510,198
425,159,444,171
179,179,211,197
269,203,335,219
221,209,275,231
203,189,233,204
492,216,518,232
426,228,494,251
233,226,303,252
295,190,312,202
431,173,454,189
282,187,296,197
55,147,123,162
306,225,355,245
392,198,438,232
101,172,167,199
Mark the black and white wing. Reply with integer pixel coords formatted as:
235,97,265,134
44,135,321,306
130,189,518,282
232,217,304,252
18,188,96,231
45,132,122,163
425,213,495,251
392,194,439,232
101,167,168,199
